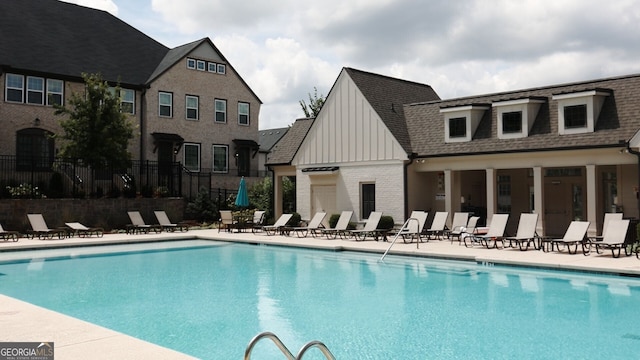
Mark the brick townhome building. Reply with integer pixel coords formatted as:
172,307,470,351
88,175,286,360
0,0,261,196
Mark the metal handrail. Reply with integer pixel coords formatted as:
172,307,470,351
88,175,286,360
244,332,295,360
296,340,336,360
379,217,419,262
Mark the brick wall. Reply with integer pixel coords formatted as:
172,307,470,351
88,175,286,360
0,198,185,233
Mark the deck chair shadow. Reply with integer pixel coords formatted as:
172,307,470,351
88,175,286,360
65,222,104,238
27,214,65,240
590,219,631,258
263,214,293,235
502,213,539,251
446,212,469,243
349,211,385,241
291,212,327,237
319,211,353,239
0,223,20,242
425,212,449,241
127,211,160,234
546,221,590,254
465,214,509,249
155,211,188,232
393,211,428,244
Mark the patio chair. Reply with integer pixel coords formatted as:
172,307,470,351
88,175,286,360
589,219,631,258
250,210,266,233
424,212,449,241
290,212,327,237
27,214,65,240
545,221,590,255
465,214,509,249
349,211,385,241
127,211,160,234
448,216,480,245
0,223,20,242
154,211,188,232
263,214,293,235
218,210,235,233
590,213,623,242
502,213,539,251
319,211,353,239
395,210,429,243
445,212,469,243
65,222,104,238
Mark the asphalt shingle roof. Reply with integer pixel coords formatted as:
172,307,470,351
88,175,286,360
259,127,289,152
0,0,169,86
267,118,314,165
405,74,640,157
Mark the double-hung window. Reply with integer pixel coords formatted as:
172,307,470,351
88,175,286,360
119,88,135,114
183,143,201,172
6,74,24,103
159,92,173,117
46,79,63,106
238,102,249,125
186,95,199,120
215,99,227,123
26,76,44,105
213,145,228,173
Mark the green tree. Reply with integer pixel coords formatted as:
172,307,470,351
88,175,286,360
54,73,134,169
299,87,325,118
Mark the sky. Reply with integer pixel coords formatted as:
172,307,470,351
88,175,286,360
62,0,640,130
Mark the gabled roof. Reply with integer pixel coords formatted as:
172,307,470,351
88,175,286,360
258,127,289,152
405,73,640,157
0,0,168,87
344,68,440,154
266,118,314,165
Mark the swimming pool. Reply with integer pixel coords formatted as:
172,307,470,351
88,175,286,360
1,240,639,359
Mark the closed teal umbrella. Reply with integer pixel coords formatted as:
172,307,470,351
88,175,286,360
235,177,249,208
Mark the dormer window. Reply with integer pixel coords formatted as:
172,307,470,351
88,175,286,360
440,104,489,143
552,89,610,135
493,97,545,139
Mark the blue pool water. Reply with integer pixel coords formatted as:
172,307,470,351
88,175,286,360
1,240,640,359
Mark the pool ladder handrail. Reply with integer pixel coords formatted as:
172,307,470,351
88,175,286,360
379,217,419,262
244,331,336,360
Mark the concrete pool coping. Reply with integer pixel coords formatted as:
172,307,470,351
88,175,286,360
2,229,640,359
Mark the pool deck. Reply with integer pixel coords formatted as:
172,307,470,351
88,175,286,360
2,229,640,359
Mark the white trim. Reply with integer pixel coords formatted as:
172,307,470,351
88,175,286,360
552,91,609,135
440,105,489,143
493,99,544,139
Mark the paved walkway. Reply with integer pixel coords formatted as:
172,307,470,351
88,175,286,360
2,229,640,359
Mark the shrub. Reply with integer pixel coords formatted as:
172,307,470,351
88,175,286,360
377,215,395,230
48,172,64,198
287,212,301,226
328,213,356,230
185,187,217,223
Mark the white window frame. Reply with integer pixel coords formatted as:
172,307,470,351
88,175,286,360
238,102,250,126
440,105,489,143
183,143,201,172
196,60,206,71
213,145,229,173
119,88,135,114
215,99,227,123
208,62,217,73
159,91,173,118
217,64,226,74
187,58,196,69
186,95,199,120
5,73,24,103
493,98,544,139
552,90,609,135
46,79,64,106
26,76,44,105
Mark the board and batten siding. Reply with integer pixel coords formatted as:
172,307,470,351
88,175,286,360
293,71,407,166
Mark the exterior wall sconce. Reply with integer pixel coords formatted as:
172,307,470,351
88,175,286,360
34,118,41,126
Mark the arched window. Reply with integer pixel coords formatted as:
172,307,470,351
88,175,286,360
16,128,54,171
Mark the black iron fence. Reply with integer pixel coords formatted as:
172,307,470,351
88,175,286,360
0,155,182,199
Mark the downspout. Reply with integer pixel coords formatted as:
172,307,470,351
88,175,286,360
403,153,418,221
625,143,640,217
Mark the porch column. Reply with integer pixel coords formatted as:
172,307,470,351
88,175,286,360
444,170,452,227
273,175,283,218
533,166,544,236
586,164,597,237
486,168,496,222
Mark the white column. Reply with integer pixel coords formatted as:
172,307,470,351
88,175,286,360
274,175,283,218
586,164,597,237
486,168,496,223
533,166,544,236
444,170,452,226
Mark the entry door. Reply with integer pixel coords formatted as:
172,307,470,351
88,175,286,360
544,181,585,237
311,185,336,227
157,142,174,176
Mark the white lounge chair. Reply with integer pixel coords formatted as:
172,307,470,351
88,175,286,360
250,210,266,233
291,212,327,237
465,214,509,249
127,211,160,234
155,211,188,232
319,211,353,239
546,221,590,254
263,214,293,235
591,213,623,242
502,213,539,251
349,211,385,241
397,211,429,243
65,222,104,238
446,212,469,243
425,212,449,241
590,219,631,258
27,213,65,240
